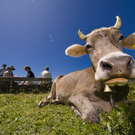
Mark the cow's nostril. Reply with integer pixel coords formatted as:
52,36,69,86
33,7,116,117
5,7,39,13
127,58,134,70
100,61,112,71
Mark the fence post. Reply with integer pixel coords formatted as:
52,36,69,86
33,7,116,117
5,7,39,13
10,78,12,92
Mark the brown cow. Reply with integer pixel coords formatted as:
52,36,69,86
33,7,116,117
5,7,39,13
38,16,135,123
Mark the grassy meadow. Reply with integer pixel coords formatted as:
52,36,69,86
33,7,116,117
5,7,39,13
0,82,135,135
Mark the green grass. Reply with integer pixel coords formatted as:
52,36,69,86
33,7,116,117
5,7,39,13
0,83,135,135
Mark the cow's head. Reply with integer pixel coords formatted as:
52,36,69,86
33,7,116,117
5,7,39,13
66,16,135,87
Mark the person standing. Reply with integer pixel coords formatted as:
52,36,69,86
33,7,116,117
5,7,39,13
40,67,52,84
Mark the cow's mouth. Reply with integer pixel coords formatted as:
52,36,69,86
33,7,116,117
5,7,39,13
104,78,128,87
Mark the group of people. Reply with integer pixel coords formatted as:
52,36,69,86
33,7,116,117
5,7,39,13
0,64,16,77
0,64,52,85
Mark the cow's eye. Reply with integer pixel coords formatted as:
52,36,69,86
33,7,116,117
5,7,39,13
119,35,124,41
86,44,92,49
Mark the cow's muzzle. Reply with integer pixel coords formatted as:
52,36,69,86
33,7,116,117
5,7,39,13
100,56,133,74
95,52,135,86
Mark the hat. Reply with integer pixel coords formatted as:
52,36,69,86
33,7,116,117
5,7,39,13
7,66,15,70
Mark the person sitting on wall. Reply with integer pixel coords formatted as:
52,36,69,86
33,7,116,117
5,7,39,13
3,66,18,84
3,66,17,77
0,64,7,76
19,65,35,85
40,66,52,84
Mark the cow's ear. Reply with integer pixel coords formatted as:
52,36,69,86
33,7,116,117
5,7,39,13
123,33,135,49
65,44,87,57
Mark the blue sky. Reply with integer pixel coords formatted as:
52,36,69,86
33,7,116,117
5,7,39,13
0,0,135,80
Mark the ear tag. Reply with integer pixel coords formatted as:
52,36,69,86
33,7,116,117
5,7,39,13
132,44,135,49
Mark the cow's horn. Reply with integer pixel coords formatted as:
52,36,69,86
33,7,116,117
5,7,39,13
113,16,122,29
78,29,87,40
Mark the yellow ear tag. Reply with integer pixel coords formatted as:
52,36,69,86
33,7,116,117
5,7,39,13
132,44,135,49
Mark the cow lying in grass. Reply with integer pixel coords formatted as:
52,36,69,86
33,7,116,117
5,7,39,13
38,16,135,123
